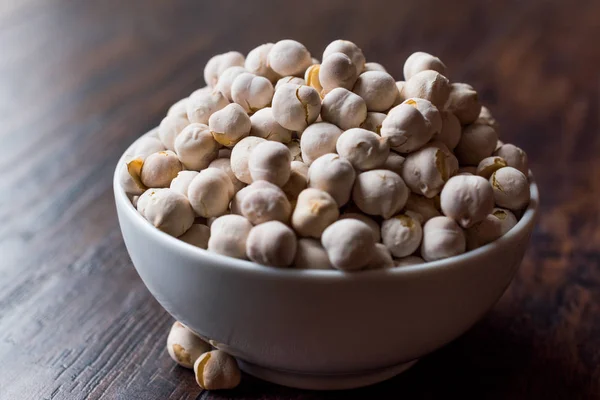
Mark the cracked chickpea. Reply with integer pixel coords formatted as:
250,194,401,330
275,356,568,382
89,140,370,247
308,153,356,206
360,112,387,134
204,51,245,87
494,144,528,175
421,216,466,262
167,321,211,368
230,136,267,184
186,89,229,125
319,52,358,93
454,123,498,165
352,71,397,112
445,83,481,125
249,107,293,143
272,83,321,131
322,219,376,271
293,238,334,270
194,350,241,391
209,103,252,147
158,114,190,151
322,40,365,75
477,156,507,179
304,64,323,95
403,98,442,136
246,221,297,267
336,128,390,171
440,175,495,228
321,88,367,130
381,103,430,153
402,70,450,109
140,150,183,188
207,214,253,259
401,142,459,198
142,188,195,237
403,51,447,81
187,168,234,218
292,188,339,238
240,181,292,224
466,207,518,250
268,39,312,77
490,167,530,211
381,212,423,258
300,122,343,165
248,141,292,186
231,72,274,113
174,123,220,171
245,43,279,82
352,170,409,219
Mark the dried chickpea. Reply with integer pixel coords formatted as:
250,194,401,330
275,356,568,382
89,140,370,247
477,156,507,179
143,188,195,237
248,141,292,187
307,153,356,206
402,98,442,136
249,107,293,144
382,152,405,176
208,214,252,259
338,213,381,242
170,170,199,197
401,142,459,198
204,51,245,87
141,150,183,188
268,39,312,77
246,221,297,267
402,70,450,109
445,83,481,125
282,160,308,200
321,219,376,271
363,62,387,72
245,43,279,82
230,136,267,184
186,89,229,125
286,139,302,161
240,181,292,224
292,188,340,238
167,321,211,368
454,123,498,165
272,83,321,131
215,66,247,101
179,224,211,249
321,88,367,130
475,106,499,131
352,71,398,112
319,52,358,93
494,144,528,175
208,158,245,194
167,98,189,118
489,167,530,211
187,168,234,218
304,64,323,95
293,238,334,270
209,103,252,147
366,243,394,269
381,213,423,258
421,216,466,262
275,76,306,91
466,207,518,250
360,112,387,134
322,40,365,75
403,51,447,80
381,103,430,153
352,170,409,219
336,128,390,171
404,193,441,223
437,111,461,150
440,175,495,228
174,123,220,171
158,114,190,151
231,72,274,113
194,350,241,390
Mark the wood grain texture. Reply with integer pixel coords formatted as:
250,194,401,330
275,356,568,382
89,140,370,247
1,0,599,398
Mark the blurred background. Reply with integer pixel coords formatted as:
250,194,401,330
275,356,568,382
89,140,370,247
1,0,599,399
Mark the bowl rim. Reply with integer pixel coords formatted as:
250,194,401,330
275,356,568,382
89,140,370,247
114,129,539,281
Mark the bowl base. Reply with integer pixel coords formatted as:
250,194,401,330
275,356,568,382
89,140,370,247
237,359,419,390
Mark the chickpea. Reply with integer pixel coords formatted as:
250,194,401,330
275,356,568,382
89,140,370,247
300,122,343,165
292,188,340,238
440,175,495,228
421,216,466,262
143,188,195,237
336,128,390,171
271,83,321,131
187,168,234,218
307,153,356,206
209,103,252,147
321,88,367,130
140,150,183,188
230,136,266,184
401,142,459,198
445,83,481,125
321,219,376,271
249,107,293,144
268,39,312,77
454,123,498,165
352,170,409,219
207,214,253,259
246,221,297,267
403,51,447,80
352,71,399,112
381,213,423,258
248,141,292,187
489,167,530,211
174,123,220,171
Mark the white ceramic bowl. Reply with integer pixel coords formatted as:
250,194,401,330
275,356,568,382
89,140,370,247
114,130,539,390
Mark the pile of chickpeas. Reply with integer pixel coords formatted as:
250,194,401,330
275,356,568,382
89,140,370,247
121,39,531,390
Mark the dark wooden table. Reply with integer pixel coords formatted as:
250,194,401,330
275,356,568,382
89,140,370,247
1,0,599,398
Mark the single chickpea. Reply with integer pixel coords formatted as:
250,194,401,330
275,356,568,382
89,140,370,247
194,350,241,390
158,114,190,151
382,152,405,176
307,153,356,206
204,51,245,87
454,123,498,165
293,238,334,270
231,72,274,113
121,158,146,195
445,83,481,125
240,181,292,225
493,144,529,175
352,71,397,112
319,52,358,93
421,216,466,262
275,76,306,91
394,255,426,267
336,128,390,171
381,103,430,153
207,214,253,259
282,160,309,201
381,212,423,258
186,89,229,125
322,40,365,75
167,98,189,118
402,70,450,109
230,180,279,215
143,188,195,237
401,142,459,198
136,188,156,217
440,175,495,228
299,122,343,165
267,39,312,77
179,224,211,249
230,136,267,184
403,51,447,81
404,193,441,224
249,107,293,144
365,243,395,269
140,150,183,188
215,66,247,101
436,111,461,150
321,219,377,271
320,88,367,130
402,98,442,136
208,158,245,194
466,207,518,250
187,168,234,218
167,321,211,369
352,170,409,219
174,123,220,171
246,221,297,267
360,112,387,134
208,103,252,147
339,213,381,242
363,62,387,72
170,170,199,197
248,141,292,187
304,64,323,95
489,167,530,211
292,188,340,238
475,106,500,131
271,83,321,131
245,43,279,82
477,156,507,179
